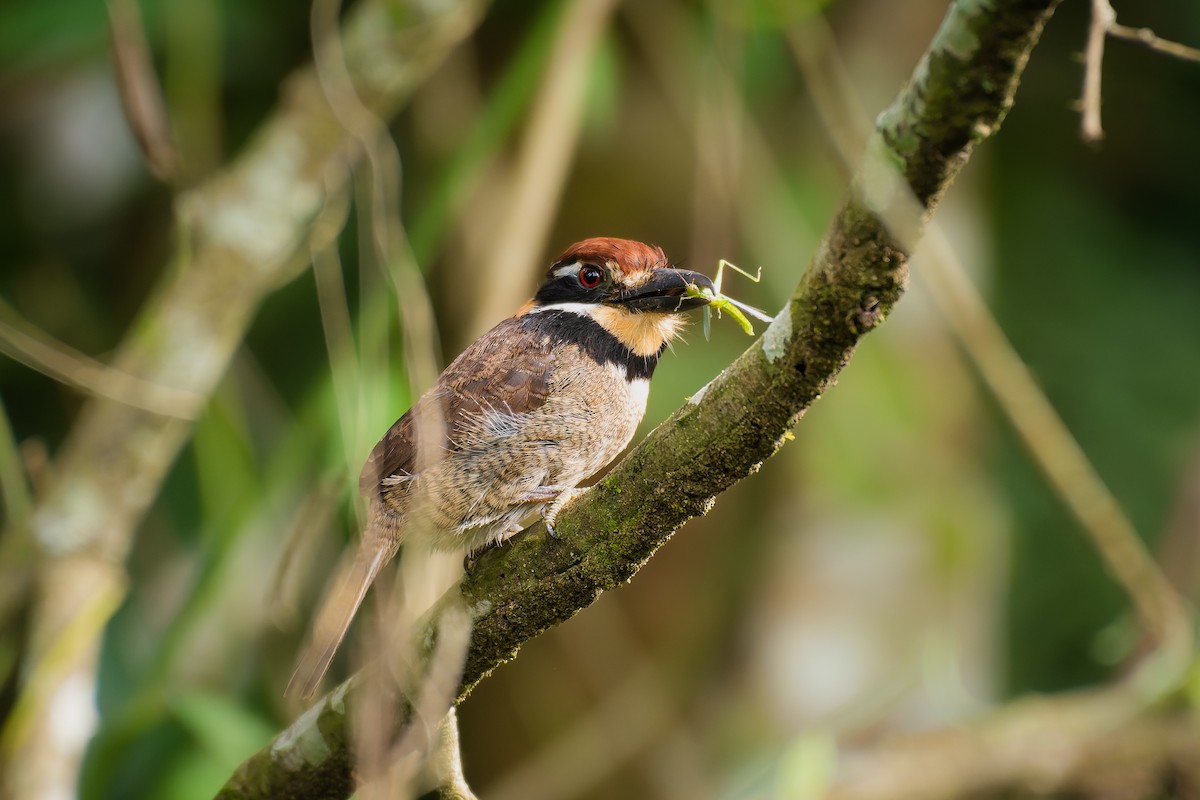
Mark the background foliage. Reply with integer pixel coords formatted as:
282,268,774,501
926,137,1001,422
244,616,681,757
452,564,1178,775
1,0,1198,797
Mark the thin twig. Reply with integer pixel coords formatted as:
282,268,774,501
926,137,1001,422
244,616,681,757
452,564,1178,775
1109,23,1200,62
106,0,179,180
308,184,360,470
1081,0,1200,143
1081,0,1114,143
0,302,202,419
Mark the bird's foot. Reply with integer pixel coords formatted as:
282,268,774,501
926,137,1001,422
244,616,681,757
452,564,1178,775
539,487,588,539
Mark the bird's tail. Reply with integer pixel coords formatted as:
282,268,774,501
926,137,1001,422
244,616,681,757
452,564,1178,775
287,542,391,699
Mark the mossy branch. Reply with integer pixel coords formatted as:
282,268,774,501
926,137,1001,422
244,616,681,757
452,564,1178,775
215,1,1061,797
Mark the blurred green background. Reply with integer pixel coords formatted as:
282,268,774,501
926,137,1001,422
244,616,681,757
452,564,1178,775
1,0,1199,797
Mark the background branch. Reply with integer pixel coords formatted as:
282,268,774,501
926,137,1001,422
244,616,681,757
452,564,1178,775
0,1,487,797
215,1,1062,796
825,689,1200,800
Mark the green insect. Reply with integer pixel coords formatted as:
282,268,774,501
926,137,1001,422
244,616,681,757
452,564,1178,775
684,259,774,339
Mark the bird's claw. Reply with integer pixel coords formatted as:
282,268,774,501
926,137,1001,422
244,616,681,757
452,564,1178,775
540,487,587,539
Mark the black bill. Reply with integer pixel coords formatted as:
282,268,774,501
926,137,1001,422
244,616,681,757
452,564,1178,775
612,269,715,313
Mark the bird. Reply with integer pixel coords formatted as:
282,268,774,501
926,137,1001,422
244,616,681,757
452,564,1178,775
288,237,715,697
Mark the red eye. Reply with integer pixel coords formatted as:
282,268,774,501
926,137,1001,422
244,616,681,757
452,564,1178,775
578,265,604,288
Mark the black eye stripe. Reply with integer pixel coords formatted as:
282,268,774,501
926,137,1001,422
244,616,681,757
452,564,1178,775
534,262,611,305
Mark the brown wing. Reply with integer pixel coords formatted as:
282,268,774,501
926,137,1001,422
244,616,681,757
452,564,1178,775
358,316,554,496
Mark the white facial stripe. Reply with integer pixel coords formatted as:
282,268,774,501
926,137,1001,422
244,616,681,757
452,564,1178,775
525,301,596,317
552,262,582,279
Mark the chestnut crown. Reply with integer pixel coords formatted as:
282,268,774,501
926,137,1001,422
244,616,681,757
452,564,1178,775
532,237,713,313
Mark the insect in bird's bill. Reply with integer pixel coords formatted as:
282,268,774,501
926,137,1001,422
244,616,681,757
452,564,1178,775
683,259,774,339
289,237,725,698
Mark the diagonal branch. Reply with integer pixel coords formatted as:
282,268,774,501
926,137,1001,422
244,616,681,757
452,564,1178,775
216,1,1062,797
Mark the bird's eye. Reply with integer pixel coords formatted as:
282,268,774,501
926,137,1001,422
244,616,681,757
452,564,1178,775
578,265,604,289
